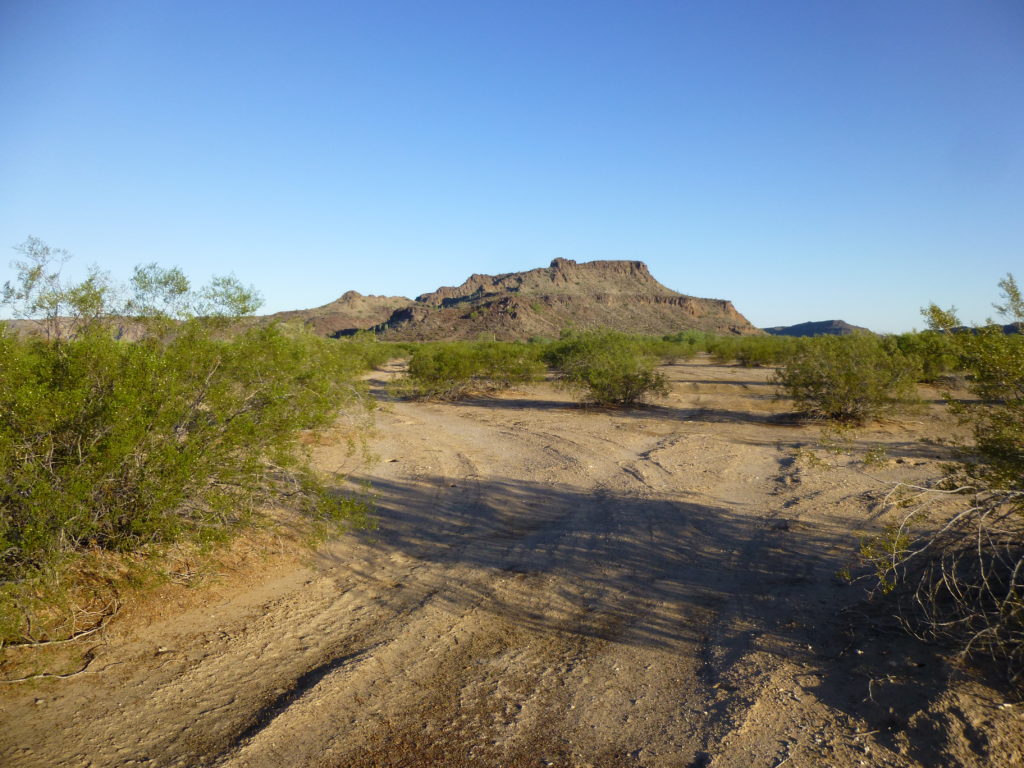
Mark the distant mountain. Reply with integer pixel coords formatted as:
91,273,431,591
763,320,871,337
373,258,760,340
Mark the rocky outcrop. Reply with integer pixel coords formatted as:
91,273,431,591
417,259,671,306
377,258,760,340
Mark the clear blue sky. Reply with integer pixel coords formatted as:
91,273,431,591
1,1,1021,332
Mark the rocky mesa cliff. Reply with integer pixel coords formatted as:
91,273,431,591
251,258,761,340
376,258,760,340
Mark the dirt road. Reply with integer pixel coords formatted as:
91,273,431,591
2,359,1020,767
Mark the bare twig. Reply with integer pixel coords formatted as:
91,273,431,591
0,647,98,683
6,598,120,649
867,484,1023,688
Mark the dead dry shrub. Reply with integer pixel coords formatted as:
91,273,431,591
862,275,1024,692
863,485,1024,691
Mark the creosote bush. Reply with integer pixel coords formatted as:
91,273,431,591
707,334,801,367
657,330,713,363
893,330,962,383
545,330,669,406
395,340,545,400
772,333,921,423
0,239,380,642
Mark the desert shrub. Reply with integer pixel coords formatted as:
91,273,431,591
0,240,375,602
701,334,803,367
863,488,1024,690
545,330,669,406
863,275,1024,690
398,341,544,400
527,334,557,346
339,329,396,369
893,330,962,383
735,335,800,367
772,333,921,423
662,329,715,347
338,334,395,370
705,335,741,364
400,343,478,399
645,336,699,364
0,324,371,572
658,340,701,364
475,342,547,388
923,276,1024,491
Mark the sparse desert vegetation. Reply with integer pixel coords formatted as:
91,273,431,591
543,329,670,406
1,254,1021,768
392,340,545,400
6,1,1020,761
771,332,923,423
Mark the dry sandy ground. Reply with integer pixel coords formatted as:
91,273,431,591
2,358,1022,767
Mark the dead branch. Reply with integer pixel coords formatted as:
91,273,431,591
0,647,98,684
4,597,121,650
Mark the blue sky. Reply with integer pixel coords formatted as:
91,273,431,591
1,1,1021,332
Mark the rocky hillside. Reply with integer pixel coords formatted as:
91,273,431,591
763,319,871,337
376,258,760,340
254,291,413,337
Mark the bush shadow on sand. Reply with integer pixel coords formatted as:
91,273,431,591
326,471,995,765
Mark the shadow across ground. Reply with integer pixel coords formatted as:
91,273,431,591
325,470,973,762
447,396,805,427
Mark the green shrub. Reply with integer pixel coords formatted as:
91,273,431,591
698,334,802,367
644,337,700,365
919,276,1024,493
397,341,545,400
662,329,715,349
337,334,395,371
545,330,669,406
705,335,740,364
0,240,375,594
735,336,800,367
893,330,962,383
772,333,920,423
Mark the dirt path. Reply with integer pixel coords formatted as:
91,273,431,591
1,359,1020,767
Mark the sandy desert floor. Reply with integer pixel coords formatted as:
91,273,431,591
1,357,1021,767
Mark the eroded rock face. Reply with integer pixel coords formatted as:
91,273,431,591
380,258,761,340
249,258,761,340
416,258,673,307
